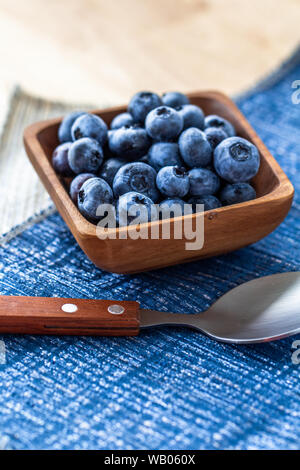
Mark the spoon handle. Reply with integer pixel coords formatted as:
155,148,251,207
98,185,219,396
0,296,140,336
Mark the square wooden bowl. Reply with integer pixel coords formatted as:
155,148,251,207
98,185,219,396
24,91,294,274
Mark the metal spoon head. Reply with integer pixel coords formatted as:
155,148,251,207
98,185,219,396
201,271,300,343
140,272,300,344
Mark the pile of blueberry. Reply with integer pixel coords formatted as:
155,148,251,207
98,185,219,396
53,91,260,225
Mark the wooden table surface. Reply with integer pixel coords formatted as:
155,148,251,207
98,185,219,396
0,0,298,105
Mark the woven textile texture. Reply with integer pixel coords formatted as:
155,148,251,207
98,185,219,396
0,89,94,243
0,50,299,450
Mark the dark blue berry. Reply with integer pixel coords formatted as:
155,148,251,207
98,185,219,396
145,106,183,141
178,128,212,168
128,91,162,123
159,198,187,220
78,177,113,222
156,166,189,198
175,104,205,130
214,136,260,183
204,115,235,137
188,168,220,196
148,142,183,171
220,182,256,206
110,112,134,130
117,191,157,226
71,113,108,146
113,162,159,202
70,173,95,204
52,142,74,177
98,157,126,187
188,195,222,212
108,125,151,160
58,111,85,143
68,138,104,174
162,92,190,108
204,127,227,149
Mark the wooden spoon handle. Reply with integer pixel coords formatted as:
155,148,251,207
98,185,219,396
0,296,140,336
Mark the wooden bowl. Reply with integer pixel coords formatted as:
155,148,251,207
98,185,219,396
23,91,294,274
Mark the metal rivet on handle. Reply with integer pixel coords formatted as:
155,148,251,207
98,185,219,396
108,304,125,315
61,303,78,313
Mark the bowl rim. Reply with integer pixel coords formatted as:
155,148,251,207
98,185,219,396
23,90,294,240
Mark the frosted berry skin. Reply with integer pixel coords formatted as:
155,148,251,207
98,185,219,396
159,198,187,220
117,191,158,226
145,106,183,141
188,168,220,196
162,91,190,108
204,115,235,137
188,195,222,212
98,157,126,187
110,112,135,130
175,104,205,130
108,125,151,161
178,127,212,168
52,142,74,177
128,91,162,124
156,166,190,198
102,130,116,159
71,113,108,146
214,136,260,183
68,138,104,174
57,92,259,226
77,177,113,223
204,127,227,150
220,182,256,206
70,173,95,204
58,111,85,143
148,142,183,171
113,162,159,202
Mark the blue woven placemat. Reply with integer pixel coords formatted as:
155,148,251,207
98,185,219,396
0,48,299,450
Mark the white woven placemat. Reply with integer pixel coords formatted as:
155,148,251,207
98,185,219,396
0,87,95,244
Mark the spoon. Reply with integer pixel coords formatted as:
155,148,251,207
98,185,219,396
141,271,300,343
0,272,299,344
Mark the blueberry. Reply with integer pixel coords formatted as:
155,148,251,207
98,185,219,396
110,112,134,130
52,142,74,177
148,142,183,171
214,136,260,183
175,104,204,130
188,195,222,212
71,113,108,146
108,125,151,160
58,111,85,143
117,192,158,226
78,177,113,222
128,91,162,123
204,127,227,149
162,92,190,108
178,127,212,168
204,115,235,137
68,138,104,174
145,106,183,141
156,166,189,198
70,173,95,204
159,198,187,220
220,182,256,206
113,162,159,202
188,168,220,196
98,157,126,186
